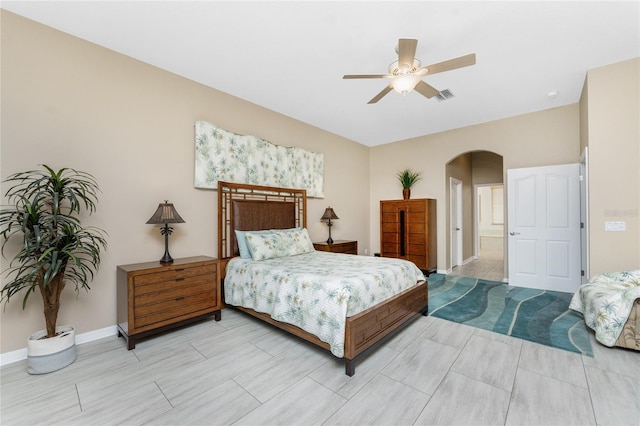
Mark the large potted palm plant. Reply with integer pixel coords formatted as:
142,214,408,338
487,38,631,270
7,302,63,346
0,165,107,374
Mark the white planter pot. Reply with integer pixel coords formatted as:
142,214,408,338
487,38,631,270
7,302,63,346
27,325,76,375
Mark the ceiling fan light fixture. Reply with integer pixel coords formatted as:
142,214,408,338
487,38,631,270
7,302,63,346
389,59,421,75
391,73,421,94
343,38,476,104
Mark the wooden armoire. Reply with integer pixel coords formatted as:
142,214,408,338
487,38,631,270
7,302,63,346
380,198,437,272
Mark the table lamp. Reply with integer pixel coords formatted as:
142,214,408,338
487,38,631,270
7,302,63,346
146,201,185,264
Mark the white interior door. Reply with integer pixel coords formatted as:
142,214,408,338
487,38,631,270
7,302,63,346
507,164,581,292
450,178,463,267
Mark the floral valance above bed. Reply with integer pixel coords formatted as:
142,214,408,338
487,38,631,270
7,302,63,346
194,120,324,198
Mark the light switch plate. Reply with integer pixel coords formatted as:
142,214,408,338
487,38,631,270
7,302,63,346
604,221,626,232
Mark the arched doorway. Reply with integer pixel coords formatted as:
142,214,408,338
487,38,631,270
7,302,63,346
445,151,504,281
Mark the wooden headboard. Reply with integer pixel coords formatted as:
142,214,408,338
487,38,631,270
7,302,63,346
217,181,307,263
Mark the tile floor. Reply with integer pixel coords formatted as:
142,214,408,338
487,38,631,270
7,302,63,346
2,307,639,425
449,248,505,282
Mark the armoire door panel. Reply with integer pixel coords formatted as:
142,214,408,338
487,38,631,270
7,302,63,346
381,242,399,253
407,245,426,256
381,233,400,244
408,203,427,213
381,212,399,223
381,223,399,233
407,223,426,234
407,211,426,221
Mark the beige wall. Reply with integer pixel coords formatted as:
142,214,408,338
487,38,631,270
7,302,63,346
581,58,640,274
369,104,581,271
579,78,589,154
0,12,370,353
471,151,504,186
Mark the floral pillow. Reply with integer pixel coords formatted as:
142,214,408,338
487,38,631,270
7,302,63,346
283,228,315,256
235,229,273,259
246,228,314,260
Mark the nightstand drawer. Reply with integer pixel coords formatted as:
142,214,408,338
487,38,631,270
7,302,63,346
134,289,216,329
134,274,215,306
133,264,216,286
313,240,358,255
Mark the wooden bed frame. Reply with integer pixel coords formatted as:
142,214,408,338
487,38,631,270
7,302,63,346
217,181,428,376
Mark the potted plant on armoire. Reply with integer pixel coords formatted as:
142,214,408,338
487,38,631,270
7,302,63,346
0,165,107,374
397,168,422,200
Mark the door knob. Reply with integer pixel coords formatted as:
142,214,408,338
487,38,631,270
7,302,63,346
456,228,461,231
509,231,520,236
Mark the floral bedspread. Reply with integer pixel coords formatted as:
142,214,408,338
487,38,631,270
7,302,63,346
224,251,425,357
569,270,640,346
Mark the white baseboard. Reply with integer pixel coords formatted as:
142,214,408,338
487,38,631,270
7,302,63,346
462,256,477,265
0,348,28,366
438,256,477,275
74,325,118,345
0,325,119,367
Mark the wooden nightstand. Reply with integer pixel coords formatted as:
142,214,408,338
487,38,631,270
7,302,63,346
313,240,358,255
117,256,220,349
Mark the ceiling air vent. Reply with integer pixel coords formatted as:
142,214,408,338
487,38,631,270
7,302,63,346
436,89,455,101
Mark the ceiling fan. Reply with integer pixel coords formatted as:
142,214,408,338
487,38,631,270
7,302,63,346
343,38,476,104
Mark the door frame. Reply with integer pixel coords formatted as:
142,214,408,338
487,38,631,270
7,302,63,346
450,177,463,268
580,147,590,282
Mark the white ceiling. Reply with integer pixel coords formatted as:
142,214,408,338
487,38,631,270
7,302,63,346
3,1,639,147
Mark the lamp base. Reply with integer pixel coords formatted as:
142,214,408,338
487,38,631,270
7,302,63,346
159,225,174,264
326,220,334,245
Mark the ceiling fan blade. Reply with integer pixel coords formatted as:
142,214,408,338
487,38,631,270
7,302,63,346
414,81,440,99
397,38,418,67
418,53,476,76
343,74,390,79
368,86,393,104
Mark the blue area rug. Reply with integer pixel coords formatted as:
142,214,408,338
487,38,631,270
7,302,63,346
427,274,593,356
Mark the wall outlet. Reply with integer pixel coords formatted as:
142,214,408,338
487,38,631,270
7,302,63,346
605,221,626,232
364,249,368,255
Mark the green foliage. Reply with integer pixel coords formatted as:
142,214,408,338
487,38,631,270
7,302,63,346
396,168,422,189
0,165,107,336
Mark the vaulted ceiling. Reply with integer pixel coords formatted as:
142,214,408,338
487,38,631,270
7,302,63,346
2,1,639,146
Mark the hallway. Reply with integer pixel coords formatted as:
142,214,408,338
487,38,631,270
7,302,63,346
448,248,505,282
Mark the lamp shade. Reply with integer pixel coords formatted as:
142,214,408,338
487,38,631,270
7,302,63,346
146,201,185,224
321,207,339,221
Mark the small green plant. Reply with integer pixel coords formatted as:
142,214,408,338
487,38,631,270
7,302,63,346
396,168,422,189
0,165,107,338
